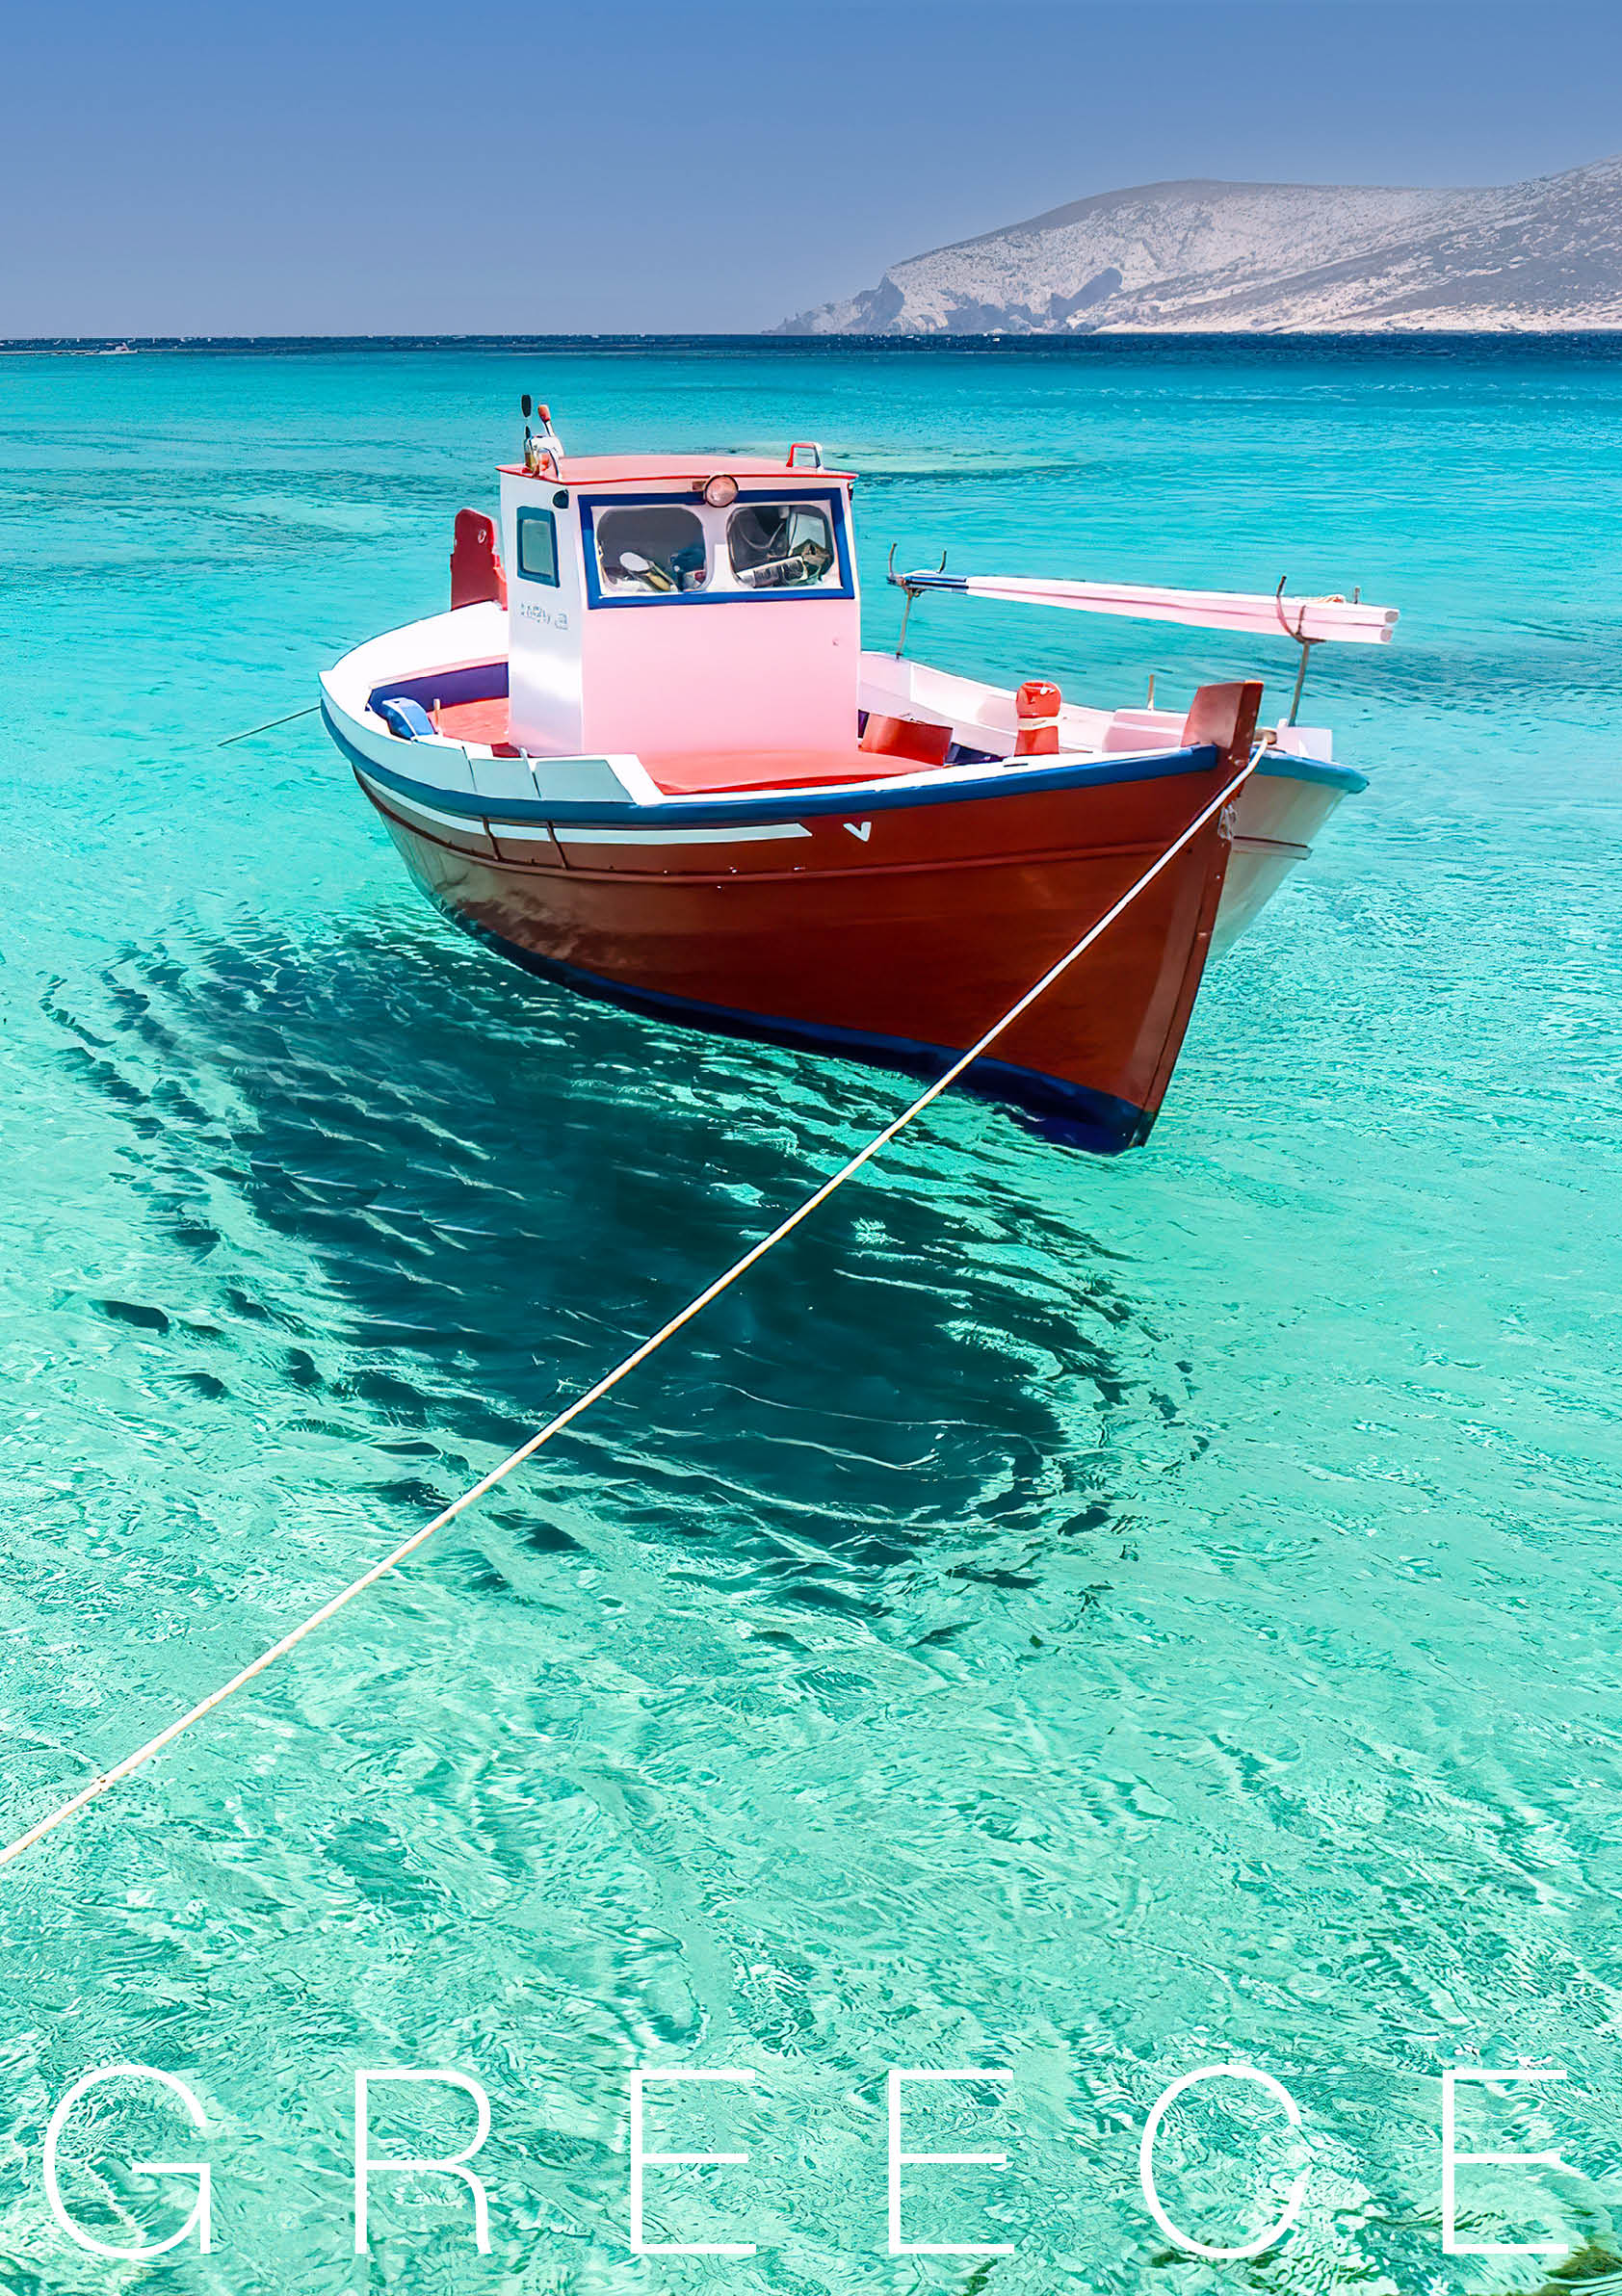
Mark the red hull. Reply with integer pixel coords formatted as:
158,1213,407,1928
359,761,1235,1152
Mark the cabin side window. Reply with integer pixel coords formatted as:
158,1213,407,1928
727,502,837,589
596,505,709,594
516,509,560,587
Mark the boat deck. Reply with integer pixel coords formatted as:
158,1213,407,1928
435,696,512,747
431,695,990,796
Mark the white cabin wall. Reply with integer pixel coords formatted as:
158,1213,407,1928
502,469,587,754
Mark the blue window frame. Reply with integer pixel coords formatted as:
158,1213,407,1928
579,487,855,609
515,508,560,587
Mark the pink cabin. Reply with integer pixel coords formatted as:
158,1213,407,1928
497,440,861,792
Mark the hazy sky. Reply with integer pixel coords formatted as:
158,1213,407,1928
5,0,1620,336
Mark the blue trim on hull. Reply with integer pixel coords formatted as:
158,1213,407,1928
340,665,1365,799
1258,750,1367,795
321,700,1225,830
421,886,1149,1157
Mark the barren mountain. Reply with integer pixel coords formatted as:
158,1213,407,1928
779,159,1622,333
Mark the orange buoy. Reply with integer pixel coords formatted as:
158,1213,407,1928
1015,681,1062,755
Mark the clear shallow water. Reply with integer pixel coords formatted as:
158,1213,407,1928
1,339,1621,2291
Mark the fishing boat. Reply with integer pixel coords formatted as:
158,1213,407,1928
320,404,1397,1152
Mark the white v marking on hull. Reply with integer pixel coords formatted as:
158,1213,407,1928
844,821,873,842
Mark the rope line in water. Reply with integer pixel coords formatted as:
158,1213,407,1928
0,751,1258,1873
216,704,321,748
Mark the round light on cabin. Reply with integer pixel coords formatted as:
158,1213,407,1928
702,473,740,509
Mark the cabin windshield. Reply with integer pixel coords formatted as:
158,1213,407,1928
580,487,850,607
727,501,837,588
595,504,709,593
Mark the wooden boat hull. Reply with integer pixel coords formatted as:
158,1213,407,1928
350,751,1236,1153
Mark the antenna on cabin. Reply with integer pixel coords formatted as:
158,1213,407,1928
521,394,533,419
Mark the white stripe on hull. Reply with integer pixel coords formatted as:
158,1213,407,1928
550,822,811,848
358,767,811,855
357,771,491,844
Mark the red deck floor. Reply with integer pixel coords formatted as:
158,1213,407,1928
432,696,939,797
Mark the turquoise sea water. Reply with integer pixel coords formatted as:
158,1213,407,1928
2,339,1621,2291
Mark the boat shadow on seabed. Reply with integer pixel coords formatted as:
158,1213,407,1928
41,909,1208,1618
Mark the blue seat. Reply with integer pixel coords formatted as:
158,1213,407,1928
374,695,436,741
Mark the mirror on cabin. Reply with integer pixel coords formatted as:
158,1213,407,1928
727,502,837,588
596,505,708,594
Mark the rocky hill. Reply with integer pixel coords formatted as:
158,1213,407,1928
779,159,1622,333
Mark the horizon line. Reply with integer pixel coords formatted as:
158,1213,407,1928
9,329,1622,353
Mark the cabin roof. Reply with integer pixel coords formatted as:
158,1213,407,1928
498,453,854,484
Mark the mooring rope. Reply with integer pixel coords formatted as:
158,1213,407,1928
216,704,322,748
0,749,1259,1873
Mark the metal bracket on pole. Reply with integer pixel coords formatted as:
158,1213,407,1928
887,545,947,658
1275,576,1319,726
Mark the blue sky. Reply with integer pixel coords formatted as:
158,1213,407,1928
4,0,1619,335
